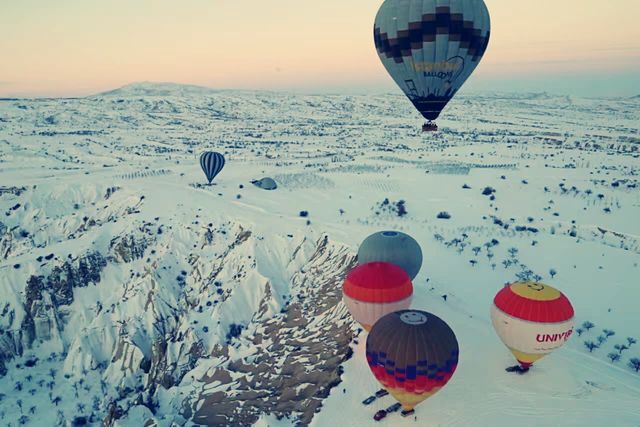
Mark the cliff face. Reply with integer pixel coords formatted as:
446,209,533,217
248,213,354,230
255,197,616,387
1,252,108,369
0,181,356,427
189,235,356,426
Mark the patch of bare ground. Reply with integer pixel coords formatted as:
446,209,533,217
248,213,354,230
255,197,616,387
189,236,356,426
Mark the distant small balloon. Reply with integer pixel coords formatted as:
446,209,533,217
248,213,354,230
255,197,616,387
358,231,423,280
200,151,225,184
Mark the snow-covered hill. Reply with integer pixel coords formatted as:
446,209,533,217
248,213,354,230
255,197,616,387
94,82,223,99
0,83,639,426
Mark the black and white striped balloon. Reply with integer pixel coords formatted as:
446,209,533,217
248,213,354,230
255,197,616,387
199,151,225,184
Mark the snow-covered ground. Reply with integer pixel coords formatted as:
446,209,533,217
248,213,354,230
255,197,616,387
0,83,639,426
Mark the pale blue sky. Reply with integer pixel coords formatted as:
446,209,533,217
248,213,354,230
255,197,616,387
1,0,639,97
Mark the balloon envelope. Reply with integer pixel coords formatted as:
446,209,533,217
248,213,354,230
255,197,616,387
253,177,277,190
342,262,412,331
358,231,423,280
200,151,225,184
491,282,575,368
374,0,491,123
367,310,459,411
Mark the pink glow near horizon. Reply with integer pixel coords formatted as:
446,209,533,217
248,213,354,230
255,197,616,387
1,0,639,96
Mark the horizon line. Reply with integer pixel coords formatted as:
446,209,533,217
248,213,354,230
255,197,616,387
2,81,639,101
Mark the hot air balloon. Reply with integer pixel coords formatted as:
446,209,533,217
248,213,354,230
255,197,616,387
199,151,225,184
252,177,278,190
358,231,423,280
374,0,491,131
491,282,575,373
342,262,412,331
366,310,459,416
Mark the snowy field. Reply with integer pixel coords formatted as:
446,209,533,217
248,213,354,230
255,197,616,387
0,83,639,426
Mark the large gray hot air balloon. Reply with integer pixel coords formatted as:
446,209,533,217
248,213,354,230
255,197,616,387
374,0,491,131
199,151,225,184
358,231,423,280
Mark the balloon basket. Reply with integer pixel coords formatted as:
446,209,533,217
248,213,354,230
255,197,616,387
505,365,530,375
400,409,415,417
422,121,438,132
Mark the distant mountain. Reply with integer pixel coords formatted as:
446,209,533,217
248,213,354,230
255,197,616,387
94,81,220,98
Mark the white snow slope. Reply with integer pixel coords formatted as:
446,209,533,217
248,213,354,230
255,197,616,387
0,83,639,427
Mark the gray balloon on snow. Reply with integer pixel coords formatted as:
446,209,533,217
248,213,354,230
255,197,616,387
252,177,277,190
357,231,423,280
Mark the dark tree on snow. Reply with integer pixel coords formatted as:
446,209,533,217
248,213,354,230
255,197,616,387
603,329,615,338
584,341,599,352
582,321,595,331
607,353,620,363
628,337,637,346
549,269,557,278
437,211,451,220
614,344,629,354
629,358,640,372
